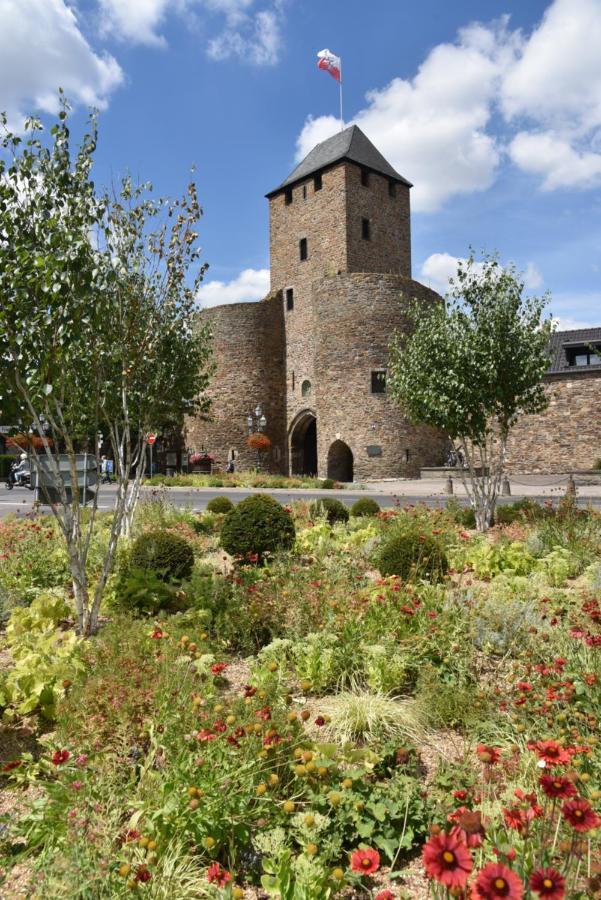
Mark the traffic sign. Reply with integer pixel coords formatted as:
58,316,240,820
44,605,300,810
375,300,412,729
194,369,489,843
147,433,157,445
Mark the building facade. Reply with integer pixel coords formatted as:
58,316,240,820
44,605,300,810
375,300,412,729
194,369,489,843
187,125,446,480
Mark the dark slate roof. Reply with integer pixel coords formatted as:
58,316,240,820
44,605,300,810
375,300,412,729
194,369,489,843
266,125,412,197
548,327,601,374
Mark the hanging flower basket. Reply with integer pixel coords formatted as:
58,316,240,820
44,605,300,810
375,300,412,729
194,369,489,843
247,433,272,453
189,451,214,473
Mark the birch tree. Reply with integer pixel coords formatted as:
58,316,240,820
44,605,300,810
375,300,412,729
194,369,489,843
388,253,552,531
0,97,211,634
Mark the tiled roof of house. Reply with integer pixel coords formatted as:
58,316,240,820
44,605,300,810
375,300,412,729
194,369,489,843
548,327,601,374
266,125,411,197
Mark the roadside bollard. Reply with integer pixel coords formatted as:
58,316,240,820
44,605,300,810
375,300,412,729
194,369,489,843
502,476,511,496
566,474,576,498
445,475,453,495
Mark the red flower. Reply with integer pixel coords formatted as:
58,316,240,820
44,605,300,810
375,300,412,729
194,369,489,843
375,892,395,900
52,750,70,766
243,684,257,697
422,830,472,890
529,867,566,900
539,775,576,800
503,807,527,833
472,862,524,899
449,809,486,848
561,798,601,832
211,663,228,675
314,716,326,727
529,740,571,767
135,866,152,883
207,863,231,887
2,760,22,772
477,744,501,765
350,847,380,875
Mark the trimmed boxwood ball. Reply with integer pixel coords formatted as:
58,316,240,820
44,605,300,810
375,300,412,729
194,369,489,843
351,497,381,517
206,496,234,514
129,530,195,582
310,497,349,524
220,493,295,562
376,531,448,583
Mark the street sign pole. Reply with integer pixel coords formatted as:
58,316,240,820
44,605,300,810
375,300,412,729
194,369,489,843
150,441,153,478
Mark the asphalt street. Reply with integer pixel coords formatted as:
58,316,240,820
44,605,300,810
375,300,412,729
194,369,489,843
1,482,600,518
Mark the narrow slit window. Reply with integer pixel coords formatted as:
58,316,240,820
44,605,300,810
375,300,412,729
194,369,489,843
285,187,293,205
360,168,370,187
285,288,294,311
371,370,386,393
302,185,307,199
388,180,396,198
362,217,371,241
314,173,322,191
299,238,308,261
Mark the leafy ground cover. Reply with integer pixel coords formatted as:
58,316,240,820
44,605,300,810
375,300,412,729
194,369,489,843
0,496,599,898
146,473,342,490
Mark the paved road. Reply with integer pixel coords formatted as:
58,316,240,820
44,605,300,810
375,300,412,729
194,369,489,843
1,483,600,518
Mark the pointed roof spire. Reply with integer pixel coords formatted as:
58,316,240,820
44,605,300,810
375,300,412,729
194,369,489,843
266,124,411,197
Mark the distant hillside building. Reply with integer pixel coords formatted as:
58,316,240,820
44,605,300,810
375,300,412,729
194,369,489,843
187,125,446,479
187,127,601,479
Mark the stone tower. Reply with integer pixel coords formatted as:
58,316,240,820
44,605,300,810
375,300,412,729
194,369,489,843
187,125,446,480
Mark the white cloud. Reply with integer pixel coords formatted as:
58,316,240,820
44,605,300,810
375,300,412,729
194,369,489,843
98,0,283,63
0,0,123,130
298,21,514,212
295,0,601,207
509,131,601,191
419,253,543,294
552,317,596,331
98,0,174,47
196,267,270,307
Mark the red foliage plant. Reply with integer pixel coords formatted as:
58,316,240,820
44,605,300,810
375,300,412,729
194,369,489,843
247,432,272,452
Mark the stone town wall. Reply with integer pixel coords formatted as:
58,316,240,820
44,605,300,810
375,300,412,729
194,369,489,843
312,272,447,480
344,164,411,277
185,296,287,472
505,372,601,473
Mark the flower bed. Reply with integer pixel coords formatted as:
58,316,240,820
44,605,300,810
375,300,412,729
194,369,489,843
0,499,599,897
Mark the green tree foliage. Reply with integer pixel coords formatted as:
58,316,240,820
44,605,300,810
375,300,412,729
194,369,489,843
0,95,212,633
220,494,295,562
389,253,552,530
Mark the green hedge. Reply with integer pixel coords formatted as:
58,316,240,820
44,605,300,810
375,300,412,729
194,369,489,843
220,494,295,563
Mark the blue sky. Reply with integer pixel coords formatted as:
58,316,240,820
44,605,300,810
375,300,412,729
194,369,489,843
1,0,600,326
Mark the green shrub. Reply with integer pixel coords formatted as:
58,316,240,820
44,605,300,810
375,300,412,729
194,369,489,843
110,568,186,616
206,496,234,514
0,454,15,478
446,499,476,529
220,494,295,562
495,498,545,525
309,497,349,524
320,478,336,489
351,497,380,517
128,529,195,582
376,531,448,582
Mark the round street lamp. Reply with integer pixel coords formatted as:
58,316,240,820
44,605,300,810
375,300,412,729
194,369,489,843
247,403,268,469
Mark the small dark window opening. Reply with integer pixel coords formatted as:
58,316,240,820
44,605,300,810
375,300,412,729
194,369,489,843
361,218,371,241
292,371,295,391
388,180,396,198
285,288,294,311
285,187,293,205
302,185,307,199
404,448,410,463
314,173,322,191
360,167,370,187
371,370,386,393
299,238,308,261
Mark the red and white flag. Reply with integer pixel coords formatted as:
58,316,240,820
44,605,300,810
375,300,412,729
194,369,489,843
317,48,341,83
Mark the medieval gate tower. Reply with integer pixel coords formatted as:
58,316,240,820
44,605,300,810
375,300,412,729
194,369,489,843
187,125,446,480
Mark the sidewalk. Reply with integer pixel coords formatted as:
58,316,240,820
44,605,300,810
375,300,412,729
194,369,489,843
363,474,601,499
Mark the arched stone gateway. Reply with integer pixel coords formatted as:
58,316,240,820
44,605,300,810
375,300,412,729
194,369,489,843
327,440,353,482
290,411,317,476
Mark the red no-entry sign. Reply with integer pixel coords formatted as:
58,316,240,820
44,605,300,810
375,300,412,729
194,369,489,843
147,433,157,445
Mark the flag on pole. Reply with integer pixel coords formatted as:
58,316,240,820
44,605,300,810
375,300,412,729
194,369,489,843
317,49,341,83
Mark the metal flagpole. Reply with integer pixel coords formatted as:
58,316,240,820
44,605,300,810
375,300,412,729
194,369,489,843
339,58,343,130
